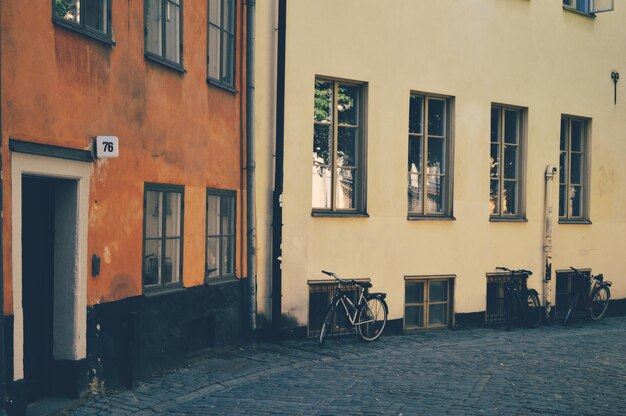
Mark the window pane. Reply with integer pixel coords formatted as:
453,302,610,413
427,137,444,174
559,184,566,217
313,124,332,165
559,151,567,183
490,143,499,178
222,236,235,275
165,2,180,63
314,82,333,123
428,303,448,326
337,127,356,167
224,0,235,31
221,195,235,234
405,305,424,329
428,98,445,136
503,144,517,179
208,0,221,25
84,0,107,33
429,281,448,302
570,185,582,217
407,173,422,214
408,136,422,173
145,191,163,238
490,179,499,215
409,96,423,134
312,166,331,209
426,175,444,213
503,181,517,215
208,25,220,79
164,239,181,284
143,240,161,286
207,236,220,277
55,0,80,24
571,120,583,151
570,153,582,184
504,110,519,144
146,0,162,55
336,168,355,209
222,33,234,85
491,107,500,142
560,119,567,151
337,85,358,125
405,282,424,304
164,192,182,237
207,195,220,235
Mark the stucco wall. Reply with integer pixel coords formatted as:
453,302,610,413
255,0,626,326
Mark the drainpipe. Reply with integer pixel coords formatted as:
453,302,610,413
543,165,558,321
271,0,286,333
0,3,6,412
245,0,257,333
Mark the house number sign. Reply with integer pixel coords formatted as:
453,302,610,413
95,136,119,158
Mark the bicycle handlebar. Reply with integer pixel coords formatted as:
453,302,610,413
496,266,533,276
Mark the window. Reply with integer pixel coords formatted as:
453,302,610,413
308,281,360,337
208,0,236,89
563,0,614,14
143,184,184,290
408,94,453,217
404,278,453,330
53,0,113,43
556,269,590,318
145,0,183,69
559,116,589,221
486,274,508,323
206,190,236,279
313,79,366,214
490,105,525,219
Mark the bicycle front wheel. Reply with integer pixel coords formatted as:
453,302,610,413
319,303,335,346
356,297,388,342
524,290,542,328
589,285,610,321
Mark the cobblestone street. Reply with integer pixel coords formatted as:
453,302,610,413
65,316,626,415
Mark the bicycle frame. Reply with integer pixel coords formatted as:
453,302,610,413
333,286,371,327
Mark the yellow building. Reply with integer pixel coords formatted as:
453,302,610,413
254,0,626,335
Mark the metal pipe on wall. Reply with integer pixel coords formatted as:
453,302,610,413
0,1,7,410
543,165,558,321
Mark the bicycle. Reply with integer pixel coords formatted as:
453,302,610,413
496,267,542,331
318,270,388,345
562,266,612,325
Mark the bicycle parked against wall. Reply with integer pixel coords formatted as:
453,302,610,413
496,267,542,331
562,266,611,325
318,270,388,345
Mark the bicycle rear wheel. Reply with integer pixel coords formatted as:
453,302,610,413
563,293,579,325
589,285,610,321
319,303,336,346
524,290,542,328
356,297,388,342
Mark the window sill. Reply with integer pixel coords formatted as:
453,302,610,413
205,275,239,286
562,6,597,18
145,53,186,74
143,285,185,297
311,210,369,218
207,78,237,94
407,214,455,221
489,217,528,223
559,219,592,225
53,18,115,46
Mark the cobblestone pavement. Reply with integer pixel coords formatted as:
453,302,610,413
65,316,626,415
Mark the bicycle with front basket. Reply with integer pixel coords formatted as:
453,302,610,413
318,270,388,345
562,266,612,325
496,267,542,331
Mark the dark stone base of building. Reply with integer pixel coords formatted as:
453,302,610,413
3,278,245,416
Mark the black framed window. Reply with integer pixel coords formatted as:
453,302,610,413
145,0,183,70
208,0,236,89
206,190,236,279
559,116,590,222
143,184,184,290
53,0,113,44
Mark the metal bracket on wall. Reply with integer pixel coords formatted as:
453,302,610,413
611,71,619,105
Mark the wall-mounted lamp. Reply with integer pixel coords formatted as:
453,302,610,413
611,71,619,105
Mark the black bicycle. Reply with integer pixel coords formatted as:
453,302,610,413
496,267,542,331
319,270,388,345
562,267,611,325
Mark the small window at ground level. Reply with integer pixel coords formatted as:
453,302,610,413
404,278,453,330
308,281,359,337
53,0,112,41
143,184,184,290
555,269,590,317
206,190,236,279
486,274,508,323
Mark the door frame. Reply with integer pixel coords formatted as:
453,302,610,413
11,152,90,382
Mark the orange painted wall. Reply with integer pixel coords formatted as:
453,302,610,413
2,1,246,313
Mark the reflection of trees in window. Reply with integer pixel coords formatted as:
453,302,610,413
490,106,523,218
559,117,587,219
408,94,450,215
313,79,362,211
54,0,110,36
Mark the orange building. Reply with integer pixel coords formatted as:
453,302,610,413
0,1,248,413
